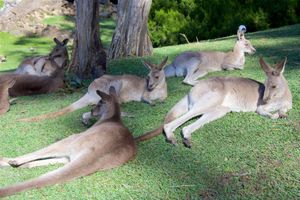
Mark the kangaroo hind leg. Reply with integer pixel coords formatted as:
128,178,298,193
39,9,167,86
181,106,230,148
6,134,79,168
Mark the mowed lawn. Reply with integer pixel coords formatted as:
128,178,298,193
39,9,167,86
0,20,299,199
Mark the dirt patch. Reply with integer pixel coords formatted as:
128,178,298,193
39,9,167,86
0,0,74,39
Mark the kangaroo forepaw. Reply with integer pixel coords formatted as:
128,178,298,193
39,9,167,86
279,113,288,118
183,138,192,148
8,160,20,168
81,118,90,126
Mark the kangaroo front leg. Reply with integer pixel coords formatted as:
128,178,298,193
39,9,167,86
256,104,279,119
7,134,79,167
181,107,230,148
82,112,92,126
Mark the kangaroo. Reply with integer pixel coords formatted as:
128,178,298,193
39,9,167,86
164,27,256,85
136,58,292,148
0,57,65,115
15,38,69,76
0,87,138,197
2,58,65,97
20,57,169,123
0,79,16,115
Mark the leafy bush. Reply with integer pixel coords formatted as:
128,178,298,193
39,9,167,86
149,0,300,47
0,0,4,9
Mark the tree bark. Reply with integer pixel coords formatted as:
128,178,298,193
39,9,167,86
70,0,106,79
108,0,153,59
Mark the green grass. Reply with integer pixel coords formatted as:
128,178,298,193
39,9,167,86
0,0,3,9
0,23,300,199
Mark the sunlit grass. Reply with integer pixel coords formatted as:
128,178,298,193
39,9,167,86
0,23,299,199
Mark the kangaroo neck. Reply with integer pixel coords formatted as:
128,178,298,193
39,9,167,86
94,104,121,126
223,44,245,67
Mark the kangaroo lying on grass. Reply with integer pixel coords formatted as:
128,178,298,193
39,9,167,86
20,57,169,124
0,58,65,115
15,38,69,76
136,58,292,147
0,87,139,197
164,26,256,85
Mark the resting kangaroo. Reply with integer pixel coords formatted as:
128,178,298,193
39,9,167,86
15,38,69,76
0,58,65,115
0,87,138,197
20,57,168,123
164,26,256,85
136,58,292,147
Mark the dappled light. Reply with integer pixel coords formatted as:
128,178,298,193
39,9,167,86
0,0,299,199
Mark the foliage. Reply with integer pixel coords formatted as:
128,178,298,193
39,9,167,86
0,0,3,9
0,23,300,199
149,0,300,47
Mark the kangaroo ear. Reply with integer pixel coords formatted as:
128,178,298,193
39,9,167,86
158,56,168,70
275,57,287,74
62,39,69,46
142,60,154,70
96,90,110,101
53,38,61,45
108,86,117,97
109,80,121,95
237,30,245,40
259,57,272,74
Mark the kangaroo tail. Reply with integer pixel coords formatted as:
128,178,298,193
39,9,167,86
164,64,176,77
19,93,94,122
134,95,189,143
0,154,96,198
134,125,164,142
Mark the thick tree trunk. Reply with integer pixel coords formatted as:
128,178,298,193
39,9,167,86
108,0,153,59
70,0,106,79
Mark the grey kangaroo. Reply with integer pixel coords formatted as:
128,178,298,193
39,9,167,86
136,58,292,147
164,27,256,85
20,57,169,124
15,38,69,76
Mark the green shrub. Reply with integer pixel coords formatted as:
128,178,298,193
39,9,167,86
0,0,4,9
149,0,300,47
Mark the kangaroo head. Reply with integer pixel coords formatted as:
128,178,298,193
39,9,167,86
143,57,168,91
260,57,288,103
42,56,62,76
235,30,256,55
49,38,69,63
91,87,120,120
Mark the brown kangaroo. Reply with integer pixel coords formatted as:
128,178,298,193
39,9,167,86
136,58,292,147
15,38,69,76
0,58,65,115
0,87,154,198
20,57,168,123
164,26,256,85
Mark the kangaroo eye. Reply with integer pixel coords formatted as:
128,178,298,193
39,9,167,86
272,85,276,89
155,76,159,79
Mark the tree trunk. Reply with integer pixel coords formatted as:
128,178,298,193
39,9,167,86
70,0,106,79
108,0,153,59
